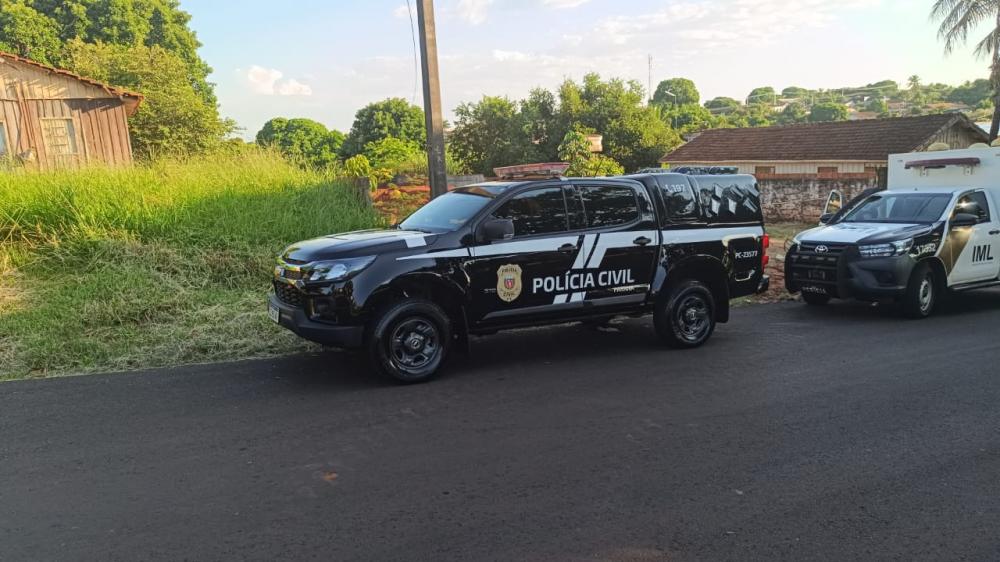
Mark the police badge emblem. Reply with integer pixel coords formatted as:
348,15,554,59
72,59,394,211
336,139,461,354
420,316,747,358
496,264,523,302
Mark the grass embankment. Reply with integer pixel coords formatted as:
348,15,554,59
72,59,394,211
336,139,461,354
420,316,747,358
0,152,381,380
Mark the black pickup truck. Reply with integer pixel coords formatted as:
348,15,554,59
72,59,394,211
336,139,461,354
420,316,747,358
269,171,770,382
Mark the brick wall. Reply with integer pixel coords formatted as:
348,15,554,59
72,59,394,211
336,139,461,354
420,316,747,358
759,178,876,222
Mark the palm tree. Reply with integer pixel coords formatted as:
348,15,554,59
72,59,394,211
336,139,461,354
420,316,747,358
931,0,1000,140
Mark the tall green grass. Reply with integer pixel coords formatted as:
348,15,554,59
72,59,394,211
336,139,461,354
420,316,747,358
0,151,382,379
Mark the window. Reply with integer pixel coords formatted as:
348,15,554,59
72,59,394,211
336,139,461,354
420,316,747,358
817,166,839,178
493,187,569,237
41,119,78,156
0,122,7,155
755,166,775,176
578,185,639,228
954,192,991,223
843,193,952,223
657,177,698,221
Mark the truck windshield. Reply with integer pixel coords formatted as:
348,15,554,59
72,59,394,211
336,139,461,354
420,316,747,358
399,190,497,233
841,193,951,224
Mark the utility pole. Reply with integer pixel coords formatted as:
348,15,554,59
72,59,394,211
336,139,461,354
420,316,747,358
647,54,653,105
416,0,447,199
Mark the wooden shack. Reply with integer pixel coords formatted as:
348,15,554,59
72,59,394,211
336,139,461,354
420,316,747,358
0,52,143,169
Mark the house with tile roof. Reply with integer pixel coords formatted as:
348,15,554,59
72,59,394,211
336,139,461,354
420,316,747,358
660,115,989,221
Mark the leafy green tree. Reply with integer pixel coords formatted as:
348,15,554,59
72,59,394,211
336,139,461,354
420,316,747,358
362,137,422,170
776,102,809,125
865,97,889,114
341,98,426,157
557,131,624,177
931,0,1000,138
781,86,810,99
948,78,992,106
562,74,681,171
0,2,61,63
519,88,560,160
449,95,535,176
0,0,215,106
747,86,776,105
704,97,741,113
652,78,699,108
864,80,899,97
809,102,849,122
665,103,720,134
66,40,232,157
256,118,345,168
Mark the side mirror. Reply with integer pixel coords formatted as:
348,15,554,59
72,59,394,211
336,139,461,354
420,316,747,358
478,218,514,242
819,213,834,225
951,213,979,228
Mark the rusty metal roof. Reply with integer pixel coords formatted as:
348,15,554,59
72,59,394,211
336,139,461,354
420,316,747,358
0,51,144,115
661,114,988,163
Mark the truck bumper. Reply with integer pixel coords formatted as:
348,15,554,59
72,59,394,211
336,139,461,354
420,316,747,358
786,246,914,300
268,293,365,348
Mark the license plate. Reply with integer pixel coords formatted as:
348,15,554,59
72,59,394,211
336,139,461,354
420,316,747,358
802,285,827,295
268,303,281,324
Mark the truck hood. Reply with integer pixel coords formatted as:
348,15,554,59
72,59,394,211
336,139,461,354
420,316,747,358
281,230,438,263
796,222,936,245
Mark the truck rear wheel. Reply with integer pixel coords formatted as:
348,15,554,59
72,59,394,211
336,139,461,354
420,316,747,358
655,280,716,348
900,262,937,319
367,299,451,383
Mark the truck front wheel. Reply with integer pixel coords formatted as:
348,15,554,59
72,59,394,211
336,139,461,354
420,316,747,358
655,280,716,348
900,262,937,319
367,299,451,383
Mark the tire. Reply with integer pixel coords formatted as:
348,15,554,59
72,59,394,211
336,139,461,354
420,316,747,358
900,262,937,319
367,299,451,383
654,280,716,348
802,292,831,306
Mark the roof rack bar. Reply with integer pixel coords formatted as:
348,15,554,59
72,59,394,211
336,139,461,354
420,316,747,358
904,157,981,170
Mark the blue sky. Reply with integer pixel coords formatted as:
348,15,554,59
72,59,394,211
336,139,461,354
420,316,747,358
185,0,991,138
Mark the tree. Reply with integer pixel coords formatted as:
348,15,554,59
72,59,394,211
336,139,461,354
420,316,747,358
66,40,232,157
809,102,849,122
704,97,741,113
865,97,889,114
557,131,624,177
948,78,992,106
652,78,699,108
341,98,426,157
776,102,809,125
0,2,61,63
665,103,720,134
363,137,422,170
864,80,900,97
782,86,810,99
449,96,534,176
0,0,216,107
256,118,344,168
747,86,776,105
562,74,681,171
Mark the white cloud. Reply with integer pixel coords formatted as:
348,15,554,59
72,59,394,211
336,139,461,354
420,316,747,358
457,0,494,25
246,65,313,96
392,4,410,18
277,79,313,96
542,0,590,8
493,49,531,62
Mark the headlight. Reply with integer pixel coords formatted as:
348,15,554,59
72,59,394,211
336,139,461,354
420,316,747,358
307,256,377,282
858,238,913,258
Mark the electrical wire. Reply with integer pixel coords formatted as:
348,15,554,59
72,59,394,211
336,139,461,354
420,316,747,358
406,0,418,105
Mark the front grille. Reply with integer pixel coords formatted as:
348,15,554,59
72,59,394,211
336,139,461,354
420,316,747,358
789,242,849,286
273,281,305,307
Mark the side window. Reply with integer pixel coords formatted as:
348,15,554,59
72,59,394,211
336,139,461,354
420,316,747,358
493,187,569,237
578,184,639,228
41,118,78,156
659,180,698,221
954,192,991,223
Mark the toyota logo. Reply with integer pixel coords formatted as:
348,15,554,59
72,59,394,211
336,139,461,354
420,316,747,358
815,245,829,253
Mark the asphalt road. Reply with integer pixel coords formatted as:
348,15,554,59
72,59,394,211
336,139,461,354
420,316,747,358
3,293,1000,562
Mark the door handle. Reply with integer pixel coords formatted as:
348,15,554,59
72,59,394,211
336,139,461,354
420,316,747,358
990,230,1000,235
558,243,577,252
634,236,652,246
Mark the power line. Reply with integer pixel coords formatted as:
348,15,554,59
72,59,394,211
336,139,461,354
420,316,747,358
406,0,418,104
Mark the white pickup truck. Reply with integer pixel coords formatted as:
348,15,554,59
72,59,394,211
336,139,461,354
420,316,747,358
786,146,1000,318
